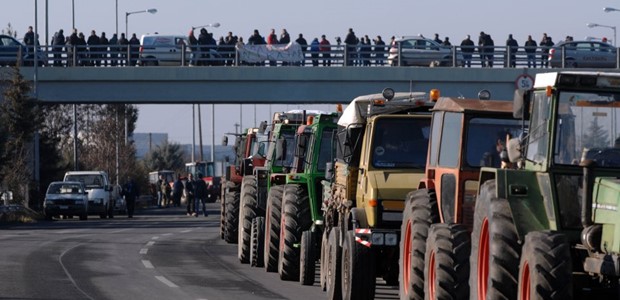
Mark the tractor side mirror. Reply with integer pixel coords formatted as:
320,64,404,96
513,89,531,120
275,138,287,161
222,136,228,146
506,137,522,163
258,121,268,134
325,162,334,180
297,134,308,158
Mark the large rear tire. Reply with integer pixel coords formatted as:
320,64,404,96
238,175,257,263
424,223,470,300
326,227,342,300
278,184,311,281
224,181,240,243
250,216,265,267
264,185,284,272
300,230,316,285
399,189,440,300
517,231,572,300
220,184,226,239
469,180,521,300
341,229,375,300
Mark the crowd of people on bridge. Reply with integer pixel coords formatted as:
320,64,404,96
21,24,576,68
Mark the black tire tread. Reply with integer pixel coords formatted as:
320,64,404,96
326,227,342,300
238,175,257,263
278,184,311,281
250,216,265,267
342,229,375,300
264,185,284,272
300,230,316,285
518,231,572,300
399,189,440,300
224,181,240,243
424,223,471,300
469,180,520,300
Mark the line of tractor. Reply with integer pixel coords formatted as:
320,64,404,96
218,71,620,300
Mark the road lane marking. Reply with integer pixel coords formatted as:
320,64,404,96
151,236,160,240
146,241,156,246
155,276,179,288
140,248,148,255
180,229,193,233
142,260,154,269
162,233,173,236
59,244,97,300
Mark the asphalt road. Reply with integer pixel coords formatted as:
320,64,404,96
0,203,398,300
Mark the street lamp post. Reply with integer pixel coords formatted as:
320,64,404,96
587,22,617,46
192,22,220,30
125,8,157,38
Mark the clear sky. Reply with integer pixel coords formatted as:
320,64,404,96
3,0,620,144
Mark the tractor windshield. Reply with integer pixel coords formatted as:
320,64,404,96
554,91,620,168
313,128,335,172
371,117,430,168
269,131,296,167
465,117,523,168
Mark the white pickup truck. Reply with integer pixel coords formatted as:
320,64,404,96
63,171,115,219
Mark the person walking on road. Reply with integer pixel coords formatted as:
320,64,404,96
184,173,196,216
161,175,171,207
122,177,140,218
194,173,208,217
172,174,183,207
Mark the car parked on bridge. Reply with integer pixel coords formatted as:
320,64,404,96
548,40,617,68
138,34,190,66
44,181,88,220
387,35,462,67
0,34,46,67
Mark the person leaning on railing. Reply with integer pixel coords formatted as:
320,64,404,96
51,29,65,67
524,35,537,68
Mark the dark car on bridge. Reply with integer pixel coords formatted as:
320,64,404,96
0,34,45,67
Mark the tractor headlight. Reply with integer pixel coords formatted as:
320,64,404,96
371,233,384,245
385,233,398,246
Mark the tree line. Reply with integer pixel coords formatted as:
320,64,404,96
0,67,187,209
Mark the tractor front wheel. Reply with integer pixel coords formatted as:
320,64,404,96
469,180,521,300
278,184,311,281
341,229,375,300
399,189,439,300
238,175,257,263
517,231,572,300
250,216,265,267
424,223,470,300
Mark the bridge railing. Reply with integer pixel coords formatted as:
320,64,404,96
4,43,619,69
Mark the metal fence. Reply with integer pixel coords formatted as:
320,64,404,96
2,43,619,69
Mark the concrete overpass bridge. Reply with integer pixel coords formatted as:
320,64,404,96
7,66,561,104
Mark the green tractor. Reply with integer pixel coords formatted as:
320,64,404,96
236,111,320,266
469,71,620,299
275,112,339,283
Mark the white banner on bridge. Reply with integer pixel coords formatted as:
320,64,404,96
236,43,304,63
